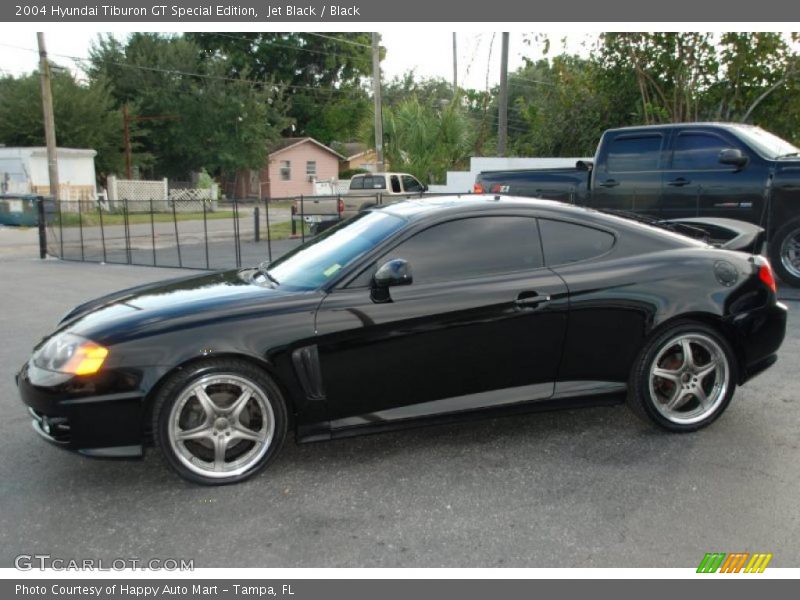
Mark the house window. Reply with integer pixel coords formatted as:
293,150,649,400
280,160,291,181
306,161,317,177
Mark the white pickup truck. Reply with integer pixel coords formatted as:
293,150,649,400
292,172,428,234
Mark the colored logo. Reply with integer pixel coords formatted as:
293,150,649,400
697,552,773,573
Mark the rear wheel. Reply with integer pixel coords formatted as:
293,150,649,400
627,322,737,432
769,218,800,287
153,359,287,485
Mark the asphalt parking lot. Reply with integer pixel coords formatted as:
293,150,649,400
0,238,798,568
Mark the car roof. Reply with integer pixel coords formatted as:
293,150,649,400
377,194,703,247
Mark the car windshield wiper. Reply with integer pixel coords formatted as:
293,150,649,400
257,260,280,286
777,151,800,158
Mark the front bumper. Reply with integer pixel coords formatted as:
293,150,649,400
16,362,147,458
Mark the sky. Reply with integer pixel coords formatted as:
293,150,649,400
0,30,566,90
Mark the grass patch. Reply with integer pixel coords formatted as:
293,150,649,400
58,211,235,227
263,220,311,240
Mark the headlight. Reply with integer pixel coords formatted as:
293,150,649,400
33,332,109,376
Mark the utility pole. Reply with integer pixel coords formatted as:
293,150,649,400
371,32,385,172
497,32,510,157
452,33,458,95
37,32,59,202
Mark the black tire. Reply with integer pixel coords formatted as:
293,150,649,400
769,218,800,288
627,321,738,432
152,358,288,485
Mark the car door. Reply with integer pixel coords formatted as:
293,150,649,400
590,131,667,217
661,129,764,221
313,215,569,429
538,218,649,390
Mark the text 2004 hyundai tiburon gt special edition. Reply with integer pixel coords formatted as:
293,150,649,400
17,197,787,485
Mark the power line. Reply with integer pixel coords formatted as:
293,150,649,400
304,32,372,49
0,42,368,97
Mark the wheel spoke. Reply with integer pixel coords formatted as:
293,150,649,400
694,385,709,409
695,360,718,382
213,435,228,472
223,388,252,421
193,385,219,418
680,339,695,370
231,424,266,443
653,367,681,383
666,389,691,411
175,424,214,442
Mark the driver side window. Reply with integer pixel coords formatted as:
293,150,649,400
347,216,543,287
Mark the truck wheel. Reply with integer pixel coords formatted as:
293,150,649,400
769,218,800,288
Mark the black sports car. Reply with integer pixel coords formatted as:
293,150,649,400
17,196,787,485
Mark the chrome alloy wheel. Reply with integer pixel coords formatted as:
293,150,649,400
167,374,275,479
648,333,730,425
780,226,800,280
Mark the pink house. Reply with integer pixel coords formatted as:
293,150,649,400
229,137,344,199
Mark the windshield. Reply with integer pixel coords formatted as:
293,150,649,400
264,211,405,290
733,125,800,159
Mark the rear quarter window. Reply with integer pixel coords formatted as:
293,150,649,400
539,219,615,266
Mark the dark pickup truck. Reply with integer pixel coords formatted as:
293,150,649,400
475,123,800,286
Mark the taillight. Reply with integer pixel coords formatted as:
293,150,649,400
758,261,777,293
473,182,485,194
337,198,345,215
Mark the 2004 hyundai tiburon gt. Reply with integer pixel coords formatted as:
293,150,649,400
17,196,787,485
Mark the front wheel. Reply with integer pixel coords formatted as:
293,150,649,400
769,218,800,287
627,322,737,432
152,359,288,485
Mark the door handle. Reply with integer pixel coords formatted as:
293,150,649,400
599,179,620,188
667,177,692,187
515,291,551,308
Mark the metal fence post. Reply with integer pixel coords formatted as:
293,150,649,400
98,201,107,263
57,200,63,258
203,199,210,270
300,194,305,243
172,199,182,268
265,197,273,264
232,199,241,268
36,198,47,259
150,198,157,266
254,205,260,242
77,200,85,261
123,199,132,264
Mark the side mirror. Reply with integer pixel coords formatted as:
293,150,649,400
373,259,413,288
719,148,748,169
421,184,429,193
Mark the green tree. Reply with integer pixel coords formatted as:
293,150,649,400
0,70,122,177
362,96,474,184
88,33,290,178
186,32,374,144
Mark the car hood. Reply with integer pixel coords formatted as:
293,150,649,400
56,269,318,345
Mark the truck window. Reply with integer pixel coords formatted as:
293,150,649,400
390,175,402,193
539,219,615,266
402,175,424,193
361,175,386,190
606,134,664,172
671,133,730,170
350,177,364,190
